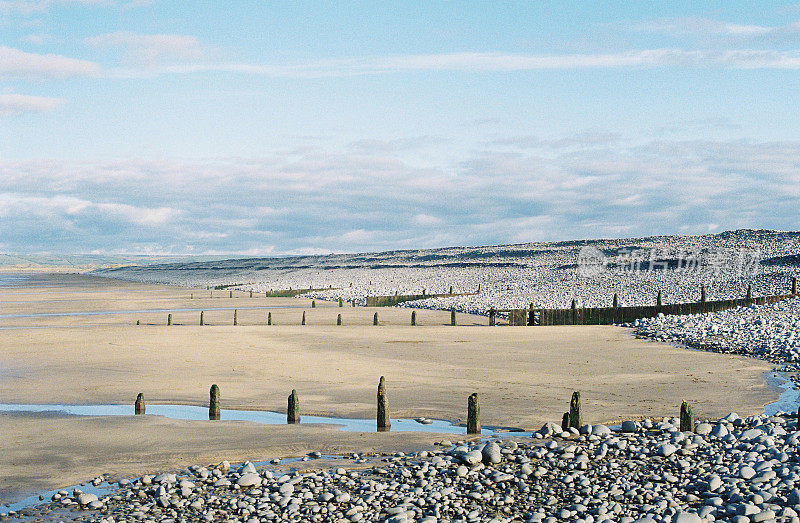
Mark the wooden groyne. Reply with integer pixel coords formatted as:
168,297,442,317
365,288,480,307
496,289,797,326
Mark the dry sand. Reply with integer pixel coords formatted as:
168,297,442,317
0,272,777,502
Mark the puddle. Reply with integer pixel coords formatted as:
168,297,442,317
0,403,527,514
0,403,527,437
764,372,800,417
0,275,30,288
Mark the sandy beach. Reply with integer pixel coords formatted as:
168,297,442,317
0,273,777,502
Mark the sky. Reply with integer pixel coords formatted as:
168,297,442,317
1,1,799,255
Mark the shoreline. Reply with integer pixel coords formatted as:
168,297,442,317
0,272,784,516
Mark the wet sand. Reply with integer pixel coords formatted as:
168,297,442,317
0,272,777,502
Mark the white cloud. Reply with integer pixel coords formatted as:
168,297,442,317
0,46,101,78
0,0,110,15
86,32,205,67
0,139,798,254
413,214,443,226
0,93,64,115
107,48,800,79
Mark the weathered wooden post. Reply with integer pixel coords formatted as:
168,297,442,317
747,284,752,300
373,312,378,326
200,311,204,326
700,285,707,303
793,277,797,295
339,297,343,307
287,389,300,424
209,384,220,420
233,309,238,326
569,391,582,429
312,300,316,308
210,291,213,298
489,308,496,326
336,313,342,326
267,312,272,325
612,294,619,307
680,401,694,432
561,412,570,431
301,311,306,325
467,393,480,434
449,285,453,294
377,376,390,431
167,313,172,326
656,290,662,307
411,311,416,326
450,309,456,326
135,393,145,415
229,291,233,298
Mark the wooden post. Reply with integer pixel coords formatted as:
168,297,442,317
571,299,577,310
450,309,456,326
377,376,390,431
233,309,238,326
209,384,220,420
336,313,342,326
339,297,343,307
167,313,172,326
449,285,453,294
467,393,480,434
700,285,707,302
793,277,797,295
301,311,306,325
135,393,145,415
489,308,496,326
200,311,204,326
613,294,619,307
569,391,582,429
267,312,272,325
561,412,570,431
373,312,378,326
680,401,694,432
656,291,662,307
411,311,416,326
747,284,752,300
477,284,481,293
229,291,233,298
287,389,300,424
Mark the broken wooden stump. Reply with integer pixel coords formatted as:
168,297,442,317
467,393,480,434
287,389,300,424
209,384,220,420
377,376,390,432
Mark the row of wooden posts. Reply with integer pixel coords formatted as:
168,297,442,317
132,383,701,435
132,378,478,432
153,308,460,327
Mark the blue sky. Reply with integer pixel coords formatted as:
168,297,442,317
1,1,799,254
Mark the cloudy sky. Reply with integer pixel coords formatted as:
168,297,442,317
1,1,799,255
